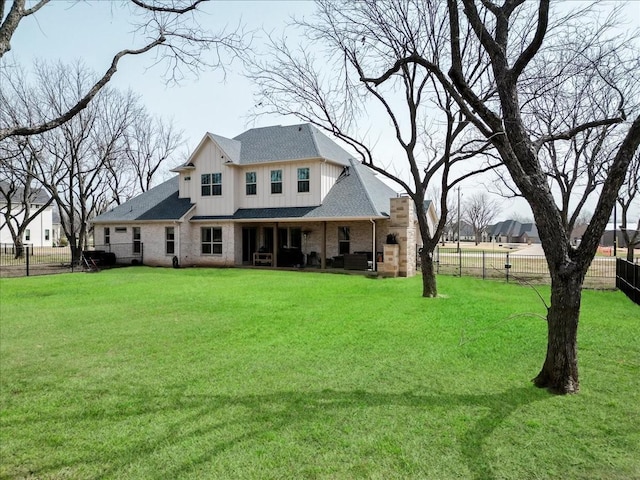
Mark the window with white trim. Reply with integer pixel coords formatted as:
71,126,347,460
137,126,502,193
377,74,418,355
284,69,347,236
201,227,222,254
271,170,282,194
246,171,257,195
201,173,222,196
165,227,175,255
297,167,310,193
133,227,141,254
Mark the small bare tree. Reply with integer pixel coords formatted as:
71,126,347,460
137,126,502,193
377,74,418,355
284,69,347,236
124,114,185,195
617,151,640,261
463,192,501,245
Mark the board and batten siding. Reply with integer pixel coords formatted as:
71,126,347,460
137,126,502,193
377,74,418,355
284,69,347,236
178,139,236,217
320,162,345,201
234,160,329,209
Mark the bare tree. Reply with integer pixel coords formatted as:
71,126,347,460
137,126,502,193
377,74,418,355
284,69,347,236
124,114,185,195
0,139,53,257
0,0,248,141
16,63,141,261
617,151,640,261
248,0,498,297
332,0,639,393
440,0,640,393
463,192,501,245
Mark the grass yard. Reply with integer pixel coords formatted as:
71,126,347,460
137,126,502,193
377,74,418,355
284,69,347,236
1,268,638,479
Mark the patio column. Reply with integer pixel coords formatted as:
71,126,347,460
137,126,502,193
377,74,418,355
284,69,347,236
273,223,278,267
321,221,326,269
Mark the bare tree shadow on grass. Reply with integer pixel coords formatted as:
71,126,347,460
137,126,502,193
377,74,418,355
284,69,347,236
2,386,551,479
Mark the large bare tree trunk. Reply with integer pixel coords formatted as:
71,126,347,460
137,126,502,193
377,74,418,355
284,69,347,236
421,251,437,298
533,270,583,394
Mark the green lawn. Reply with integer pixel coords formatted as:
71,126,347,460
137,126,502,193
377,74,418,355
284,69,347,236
1,268,638,479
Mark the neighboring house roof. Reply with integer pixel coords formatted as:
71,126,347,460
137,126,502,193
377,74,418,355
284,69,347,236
0,181,50,206
488,220,539,239
190,159,399,222
92,177,194,223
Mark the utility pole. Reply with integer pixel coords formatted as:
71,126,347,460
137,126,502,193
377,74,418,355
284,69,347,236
613,202,617,257
457,186,461,253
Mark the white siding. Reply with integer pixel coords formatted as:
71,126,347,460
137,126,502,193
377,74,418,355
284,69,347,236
189,140,236,217
235,160,326,209
320,162,344,201
0,204,53,247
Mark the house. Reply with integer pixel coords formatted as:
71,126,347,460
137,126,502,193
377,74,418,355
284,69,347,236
488,220,540,244
598,223,639,249
91,124,438,276
0,183,54,248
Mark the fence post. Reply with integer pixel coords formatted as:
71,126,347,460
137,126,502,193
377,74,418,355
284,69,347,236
505,252,510,283
459,248,462,277
26,245,30,276
482,251,486,280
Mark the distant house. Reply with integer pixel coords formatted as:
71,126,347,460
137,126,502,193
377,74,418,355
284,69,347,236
92,123,438,276
0,183,54,247
599,223,640,248
488,220,539,244
570,222,640,249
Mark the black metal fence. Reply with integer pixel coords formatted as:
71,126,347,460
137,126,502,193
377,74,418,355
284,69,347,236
0,244,74,277
432,247,617,288
0,242,143,277
616,258,640,305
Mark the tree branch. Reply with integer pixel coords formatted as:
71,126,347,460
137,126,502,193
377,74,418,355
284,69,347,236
0,37,165,140
130,0,206,14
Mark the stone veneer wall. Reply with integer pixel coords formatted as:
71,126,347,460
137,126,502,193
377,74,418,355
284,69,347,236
387,196,417,277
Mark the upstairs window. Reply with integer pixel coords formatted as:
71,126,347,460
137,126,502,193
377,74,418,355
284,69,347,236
246,171,257,195
271,170,282,194
201,173,222,196
25,229,31,241
297,168,310,193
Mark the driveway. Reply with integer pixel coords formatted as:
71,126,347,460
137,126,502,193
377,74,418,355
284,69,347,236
510,243,545,256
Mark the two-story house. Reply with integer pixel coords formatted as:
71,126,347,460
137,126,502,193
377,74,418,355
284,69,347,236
92,124,437,275
0,183,54,248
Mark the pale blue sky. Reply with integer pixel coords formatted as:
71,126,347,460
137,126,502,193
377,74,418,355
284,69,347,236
6,0,640,220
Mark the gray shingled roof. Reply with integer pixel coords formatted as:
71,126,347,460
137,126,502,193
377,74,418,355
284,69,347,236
231,124,353,166
209,133,241,163
307,159,397,218
488,220,539,239
0,181,50,205
92,177,193,223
